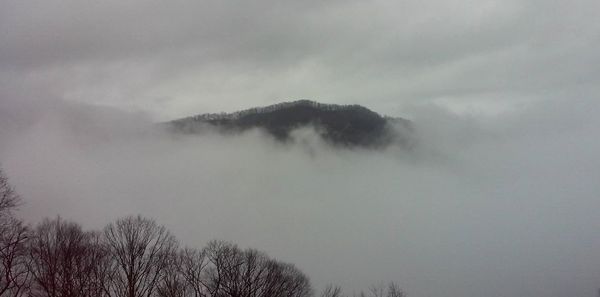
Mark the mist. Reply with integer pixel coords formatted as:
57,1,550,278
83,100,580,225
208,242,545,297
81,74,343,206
0,98,598,297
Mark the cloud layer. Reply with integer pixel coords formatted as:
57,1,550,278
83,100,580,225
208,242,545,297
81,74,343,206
1,98,599,297
2,0,599,119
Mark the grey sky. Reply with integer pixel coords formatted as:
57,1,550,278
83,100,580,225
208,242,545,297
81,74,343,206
2,0,599,119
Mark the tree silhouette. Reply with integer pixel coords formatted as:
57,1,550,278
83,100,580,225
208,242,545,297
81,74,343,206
0,168,29,297
0,168,21,215
27,217,109,297
202,240,312,297
104,216,178,297
0,216,29,297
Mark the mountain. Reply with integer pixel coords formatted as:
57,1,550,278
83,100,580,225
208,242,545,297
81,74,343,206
167,100,411,148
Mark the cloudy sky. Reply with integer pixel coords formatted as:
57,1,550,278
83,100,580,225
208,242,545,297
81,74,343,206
2,1,600,297
2,0,599,119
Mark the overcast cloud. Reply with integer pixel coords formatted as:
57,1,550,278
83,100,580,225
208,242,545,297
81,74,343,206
1,1,600,297
2,0,599,118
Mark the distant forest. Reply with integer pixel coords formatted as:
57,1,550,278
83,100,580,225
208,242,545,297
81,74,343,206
0,168,405,297
168,100,411,148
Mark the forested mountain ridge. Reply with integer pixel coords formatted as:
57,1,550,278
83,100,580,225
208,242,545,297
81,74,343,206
168,100,411,148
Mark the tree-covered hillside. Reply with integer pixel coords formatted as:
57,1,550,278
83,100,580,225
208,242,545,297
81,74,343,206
169,100,411,148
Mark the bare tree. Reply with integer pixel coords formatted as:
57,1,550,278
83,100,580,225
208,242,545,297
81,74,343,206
368,284,384,297
385,282,404,297
156,251,188,297
0,216,29,297
80,232,113,297
0,169,29,297
320,285,343,297
202,240,312,297
27,217,110,297
103,215,178,297
362,282,405,297
260,260,312,297
202,241,242,297
0,169,20,215
178,248,208,297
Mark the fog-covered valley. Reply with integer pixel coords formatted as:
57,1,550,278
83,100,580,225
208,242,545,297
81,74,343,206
1,98,599,297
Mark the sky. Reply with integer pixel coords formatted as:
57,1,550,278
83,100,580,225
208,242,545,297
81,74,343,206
2,0,599,119
1,1,600,297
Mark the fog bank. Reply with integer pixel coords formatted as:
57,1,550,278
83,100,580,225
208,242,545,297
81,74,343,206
1,98,599,297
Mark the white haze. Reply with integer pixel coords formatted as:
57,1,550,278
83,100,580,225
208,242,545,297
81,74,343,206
1,98,599,297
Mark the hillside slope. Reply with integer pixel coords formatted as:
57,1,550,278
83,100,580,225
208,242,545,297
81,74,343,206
168,100,411,148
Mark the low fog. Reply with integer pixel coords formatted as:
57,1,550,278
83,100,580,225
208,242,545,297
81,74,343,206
1,98,599,297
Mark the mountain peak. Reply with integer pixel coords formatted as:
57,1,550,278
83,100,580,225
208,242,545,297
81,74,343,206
168,100,410,148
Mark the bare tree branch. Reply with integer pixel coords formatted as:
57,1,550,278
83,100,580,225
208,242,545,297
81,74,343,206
27,217,110,297
0,168,21,216
320,285,343,297
0,216,29,297
103,215,178,297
